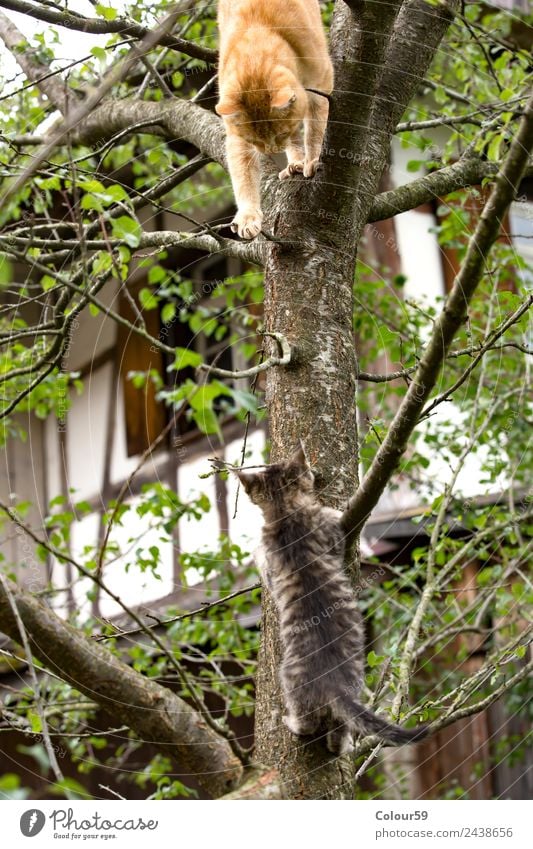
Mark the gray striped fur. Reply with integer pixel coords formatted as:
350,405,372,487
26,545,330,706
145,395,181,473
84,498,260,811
237,444,427,754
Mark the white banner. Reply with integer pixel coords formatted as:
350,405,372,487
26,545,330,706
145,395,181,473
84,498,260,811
2,800,530,849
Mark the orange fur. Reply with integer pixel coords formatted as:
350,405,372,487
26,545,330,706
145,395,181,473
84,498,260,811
217,0,333,239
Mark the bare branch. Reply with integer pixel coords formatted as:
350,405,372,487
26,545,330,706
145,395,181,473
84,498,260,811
93,582,261,643
369,159,533,222
342,87,533,546
395,112,485,133
1,229,263,266
198,332,292,380
358,365,418,383
75,96,226,165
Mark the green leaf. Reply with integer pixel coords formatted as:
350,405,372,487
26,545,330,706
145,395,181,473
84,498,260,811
96,4,118,21
161,302,176,324
90,46,107,61
229,388,258,414
40,274,56,292
37,175,61,191
367,650,385,668
0,774,29,799
170,347,203,371
487,134,503,163
192,406,220,436
110,216,141,248
50,777,88,800
138,287,159,310
28,710,42,733
80,193,104,211
148,265,167,284
0,254,12,287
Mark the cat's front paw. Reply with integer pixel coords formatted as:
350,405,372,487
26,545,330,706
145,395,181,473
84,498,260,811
231,209,263,240
283,714,305,736
303,157,321,178
278,160,304,180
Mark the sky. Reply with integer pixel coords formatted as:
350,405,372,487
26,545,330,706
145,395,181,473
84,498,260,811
0,1,130,98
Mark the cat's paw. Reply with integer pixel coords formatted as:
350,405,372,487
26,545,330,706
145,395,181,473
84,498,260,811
231,209,263,240
278,160,305,180
303,157,321,178
283,714,305,736
337,735,355,756
326,730,354,756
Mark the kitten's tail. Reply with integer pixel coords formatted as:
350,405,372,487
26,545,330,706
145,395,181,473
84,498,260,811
342,697,428,745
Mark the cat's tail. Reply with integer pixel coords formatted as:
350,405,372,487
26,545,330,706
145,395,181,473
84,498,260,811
341,696,428,745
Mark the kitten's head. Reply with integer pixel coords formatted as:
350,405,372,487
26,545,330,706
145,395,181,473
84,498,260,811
216,65,306,154
235,441,314,515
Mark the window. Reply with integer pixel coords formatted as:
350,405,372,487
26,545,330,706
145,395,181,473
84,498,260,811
118,252,249,455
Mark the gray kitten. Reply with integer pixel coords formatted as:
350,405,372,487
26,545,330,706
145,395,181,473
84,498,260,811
236,443,427,755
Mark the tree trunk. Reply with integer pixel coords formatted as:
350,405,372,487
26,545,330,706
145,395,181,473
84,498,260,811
251,0,460,800
253,165,361,798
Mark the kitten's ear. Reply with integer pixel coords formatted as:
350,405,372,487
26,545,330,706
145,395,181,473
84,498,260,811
233,469,258,493
271,87,296,110
290,439,310,470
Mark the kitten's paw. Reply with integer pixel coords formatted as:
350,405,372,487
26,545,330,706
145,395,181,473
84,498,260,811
278,160,304,180
338,735,355,756
303,157,321,178
283,714,306,737
326,729,354,755
231,209,263,240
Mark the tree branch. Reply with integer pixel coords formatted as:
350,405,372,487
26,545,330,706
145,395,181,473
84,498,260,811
1,230,263,267
368,159,533,222
354,0,459,233
421,294,533,418
0,6,199,212
219,767,283,800
0,572,64,783
93,583,261,644
0,0,216,62
0,10,70,112
324,0,403,191
376,0,460,131
198,332,291,380
342,87,533,547
0,576,243,797
74,96,226,166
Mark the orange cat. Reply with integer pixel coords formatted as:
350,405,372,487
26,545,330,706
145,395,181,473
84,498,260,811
216,0,334,239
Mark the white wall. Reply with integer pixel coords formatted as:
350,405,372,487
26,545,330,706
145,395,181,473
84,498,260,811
390,139,447,310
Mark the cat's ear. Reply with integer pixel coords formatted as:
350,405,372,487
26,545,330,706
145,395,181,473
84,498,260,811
271,87,296,110
290,439,310,470
215,100,241,119
233,469,258,493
